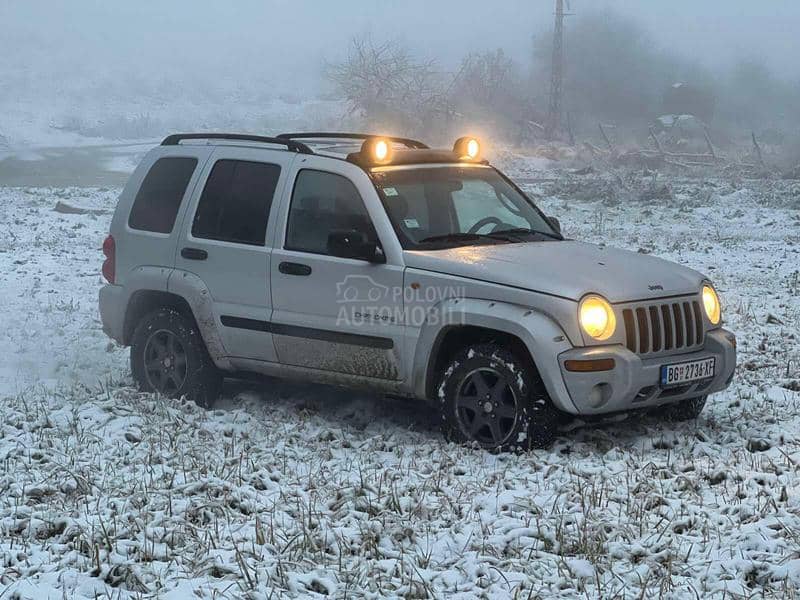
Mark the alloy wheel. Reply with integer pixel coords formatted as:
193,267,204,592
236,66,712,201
455,367,519,446
143,329,188,394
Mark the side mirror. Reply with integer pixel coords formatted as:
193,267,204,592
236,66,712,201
327,230,386,263
547,216,562,235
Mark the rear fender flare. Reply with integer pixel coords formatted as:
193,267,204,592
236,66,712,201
168,269,234,371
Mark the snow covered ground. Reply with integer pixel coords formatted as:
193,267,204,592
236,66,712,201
1,167,799,598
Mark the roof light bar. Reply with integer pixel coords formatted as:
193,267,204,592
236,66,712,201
277,132,428,150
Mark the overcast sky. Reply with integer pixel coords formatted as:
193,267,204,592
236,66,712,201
2,0,798,93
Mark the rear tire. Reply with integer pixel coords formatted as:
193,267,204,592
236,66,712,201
130,308,221,408
656,395,707,422
437,343,558,451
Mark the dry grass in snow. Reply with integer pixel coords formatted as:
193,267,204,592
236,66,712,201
1,170,799,598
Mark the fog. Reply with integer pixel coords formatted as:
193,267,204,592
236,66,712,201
1,0,799,147
4,1,799,87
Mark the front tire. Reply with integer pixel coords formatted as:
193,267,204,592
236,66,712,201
438,343,558,451
130,308,222,408
656,395,707,421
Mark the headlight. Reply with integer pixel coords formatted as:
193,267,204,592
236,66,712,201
579,295,616,341
702,285,721,325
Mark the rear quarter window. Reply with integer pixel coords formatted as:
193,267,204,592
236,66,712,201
128,157,198,233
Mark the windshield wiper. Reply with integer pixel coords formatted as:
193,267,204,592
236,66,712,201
418,232,506,245
485,227,563,241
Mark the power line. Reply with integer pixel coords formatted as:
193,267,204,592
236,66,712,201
545,0,566,139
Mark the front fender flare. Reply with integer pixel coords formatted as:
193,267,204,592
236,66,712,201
411,298,578,413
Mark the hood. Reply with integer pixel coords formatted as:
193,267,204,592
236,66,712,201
404,241,704,303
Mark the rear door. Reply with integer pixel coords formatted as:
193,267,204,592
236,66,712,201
174,146,295,363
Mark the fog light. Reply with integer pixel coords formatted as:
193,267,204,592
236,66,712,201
588,383,612,408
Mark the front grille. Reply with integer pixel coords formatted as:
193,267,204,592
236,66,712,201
622,298,704,355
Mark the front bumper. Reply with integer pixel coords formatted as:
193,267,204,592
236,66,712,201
556,328,736,415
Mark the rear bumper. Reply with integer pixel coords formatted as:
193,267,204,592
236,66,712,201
556,328,736,415
99,284,126,344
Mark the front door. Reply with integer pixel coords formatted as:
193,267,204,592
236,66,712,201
270,159,405,380
174,146,295,363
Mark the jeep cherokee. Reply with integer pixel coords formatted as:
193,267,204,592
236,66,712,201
99,132,736,450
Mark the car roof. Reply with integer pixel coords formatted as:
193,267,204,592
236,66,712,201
159,132,488,169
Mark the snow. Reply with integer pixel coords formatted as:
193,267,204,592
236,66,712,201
0,94,344,150
1,166,799,598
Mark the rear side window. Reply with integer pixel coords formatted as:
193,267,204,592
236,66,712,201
192,160,281,246
128,157,198,233
285,170,376,254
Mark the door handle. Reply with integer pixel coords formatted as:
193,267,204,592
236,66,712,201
181,247,208,261
279,261,312,276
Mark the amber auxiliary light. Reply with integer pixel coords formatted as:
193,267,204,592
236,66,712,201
453,136,481,160
361,137,393,164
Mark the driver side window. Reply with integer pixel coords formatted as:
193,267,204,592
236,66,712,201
452,180,530,232
285,169,377,255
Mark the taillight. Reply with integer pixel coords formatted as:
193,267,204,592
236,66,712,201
102,234,116,284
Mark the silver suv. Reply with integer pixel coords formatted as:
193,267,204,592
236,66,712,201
99,132,736,450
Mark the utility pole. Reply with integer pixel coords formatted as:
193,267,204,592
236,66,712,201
545,0,565,139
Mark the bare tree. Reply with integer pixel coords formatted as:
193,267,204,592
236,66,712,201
326,34,450,135
451,50,516,112
448,49,533,137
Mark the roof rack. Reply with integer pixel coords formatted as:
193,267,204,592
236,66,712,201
161,133,313,154
276,132,429,150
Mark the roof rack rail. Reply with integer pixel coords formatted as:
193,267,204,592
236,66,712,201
161,133,314,154
276,132,429,150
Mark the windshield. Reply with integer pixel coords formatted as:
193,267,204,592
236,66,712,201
371,166,560,250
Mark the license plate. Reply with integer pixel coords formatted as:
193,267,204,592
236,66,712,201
660,357,715,386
